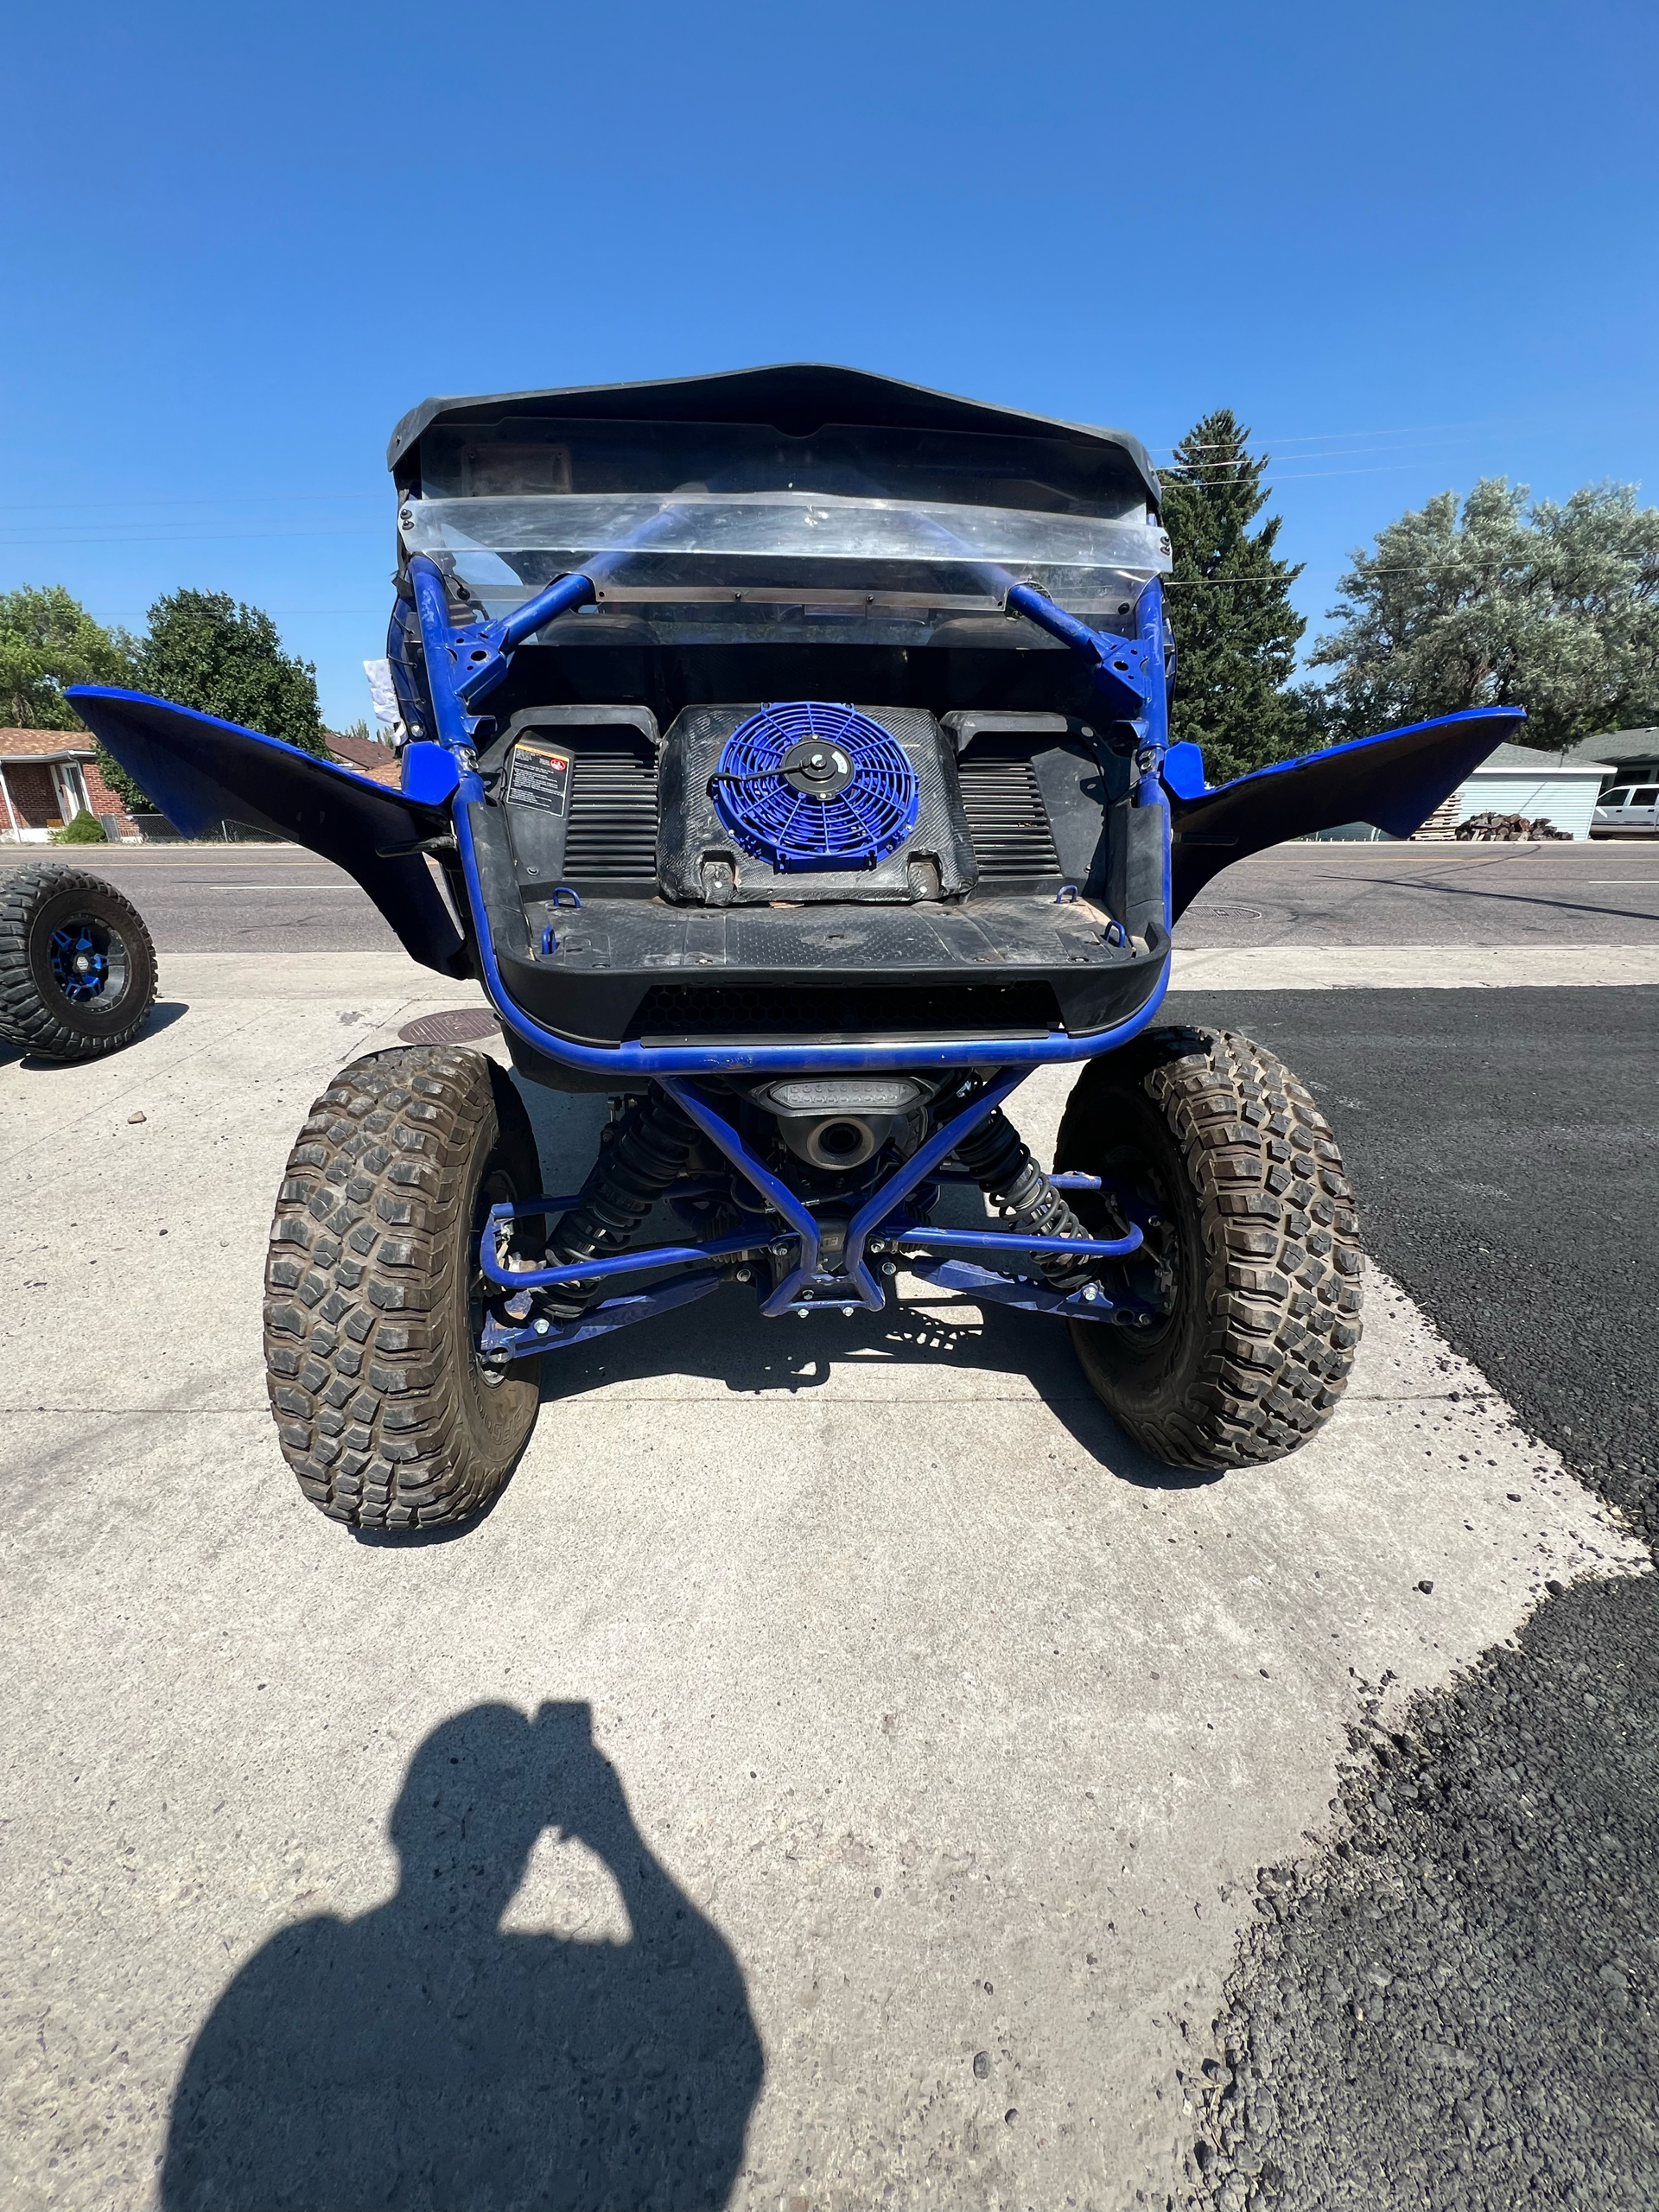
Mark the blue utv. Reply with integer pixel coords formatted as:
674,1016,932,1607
71,367,1520,1531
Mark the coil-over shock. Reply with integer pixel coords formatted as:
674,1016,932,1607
952,1105,1096,1294
540,1087,702,1316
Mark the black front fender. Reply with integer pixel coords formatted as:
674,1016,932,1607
67,688,470,977
1163,706,1525,918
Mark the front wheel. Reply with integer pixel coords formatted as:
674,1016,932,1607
264,1046,543,1530
0,865,157,1058
1057,1027,1363,1469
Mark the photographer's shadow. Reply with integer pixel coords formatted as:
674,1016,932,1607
162,1703,762,2212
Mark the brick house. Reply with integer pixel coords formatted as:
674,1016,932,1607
0,728,138,842
323,728,403,787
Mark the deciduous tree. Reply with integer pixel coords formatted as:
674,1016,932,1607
137,588,326,757
0,584,134,728
1308,480,1659,747
0,583,149,808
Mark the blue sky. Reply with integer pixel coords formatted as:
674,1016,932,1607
4,0,1655,731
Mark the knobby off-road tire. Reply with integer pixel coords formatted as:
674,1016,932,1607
264,1046,543,1530
0,864,157,1058
1057,1027,1363,1469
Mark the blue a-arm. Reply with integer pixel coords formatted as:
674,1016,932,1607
64,687,471,976
1161,706,1525,918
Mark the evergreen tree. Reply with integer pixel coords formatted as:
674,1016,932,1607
1160,410,1316,782
137,589,326,758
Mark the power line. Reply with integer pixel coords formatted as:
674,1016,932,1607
1162,441,1447,467
0,492,384,515
1166,460,1473,486
0,526,386,551
1166,559,1520,586
1149,415,1506,453
79,607,393,618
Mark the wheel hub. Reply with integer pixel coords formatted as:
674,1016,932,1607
48,914,129,1007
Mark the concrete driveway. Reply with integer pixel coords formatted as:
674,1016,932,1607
0,950,1643,2210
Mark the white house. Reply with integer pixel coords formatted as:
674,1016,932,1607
1449,743,1611,839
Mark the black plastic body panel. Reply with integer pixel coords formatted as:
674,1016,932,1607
388,363,1161,512
467,794,1166,1064
471,639,1109,740
484,707,663,903
946,711,1128,899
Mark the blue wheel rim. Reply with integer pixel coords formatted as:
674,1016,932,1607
47,912,130,1008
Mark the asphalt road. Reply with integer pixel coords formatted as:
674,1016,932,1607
0,844,407,955
1175,842,1659,947
1169,989,1659,2210
3,840,1656,953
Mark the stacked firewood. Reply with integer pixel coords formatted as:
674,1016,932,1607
1453,811,1572,841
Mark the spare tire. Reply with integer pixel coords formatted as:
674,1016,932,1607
0,864,158,1059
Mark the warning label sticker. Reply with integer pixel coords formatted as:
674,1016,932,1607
506,741,571,816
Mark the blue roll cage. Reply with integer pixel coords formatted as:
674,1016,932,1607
394,548,1181,1346
399,550,1178,1080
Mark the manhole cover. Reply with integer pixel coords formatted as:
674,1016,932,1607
397,1007,500,1046
1187,903,1264,925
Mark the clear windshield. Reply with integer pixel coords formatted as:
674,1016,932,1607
402,415,1168,631
403,490,1163,567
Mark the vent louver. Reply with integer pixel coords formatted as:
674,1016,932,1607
957,749,1063,881
563,741,659,887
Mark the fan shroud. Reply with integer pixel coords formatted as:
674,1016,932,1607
711,702,919,874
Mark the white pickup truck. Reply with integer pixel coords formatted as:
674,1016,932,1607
1591,784,1659,836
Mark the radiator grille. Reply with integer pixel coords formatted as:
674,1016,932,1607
563,741,659,887
957,750,1063,880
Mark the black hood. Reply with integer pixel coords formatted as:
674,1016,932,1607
387,362,1160,509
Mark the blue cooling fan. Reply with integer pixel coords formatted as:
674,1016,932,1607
710,702,918,874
